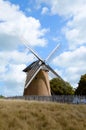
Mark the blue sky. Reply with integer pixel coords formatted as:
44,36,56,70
0,0,86,96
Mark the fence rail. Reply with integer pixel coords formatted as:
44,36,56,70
6,95,86,104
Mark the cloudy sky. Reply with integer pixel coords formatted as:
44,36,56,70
0,0,86,96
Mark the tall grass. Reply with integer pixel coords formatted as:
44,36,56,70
0,99,86,130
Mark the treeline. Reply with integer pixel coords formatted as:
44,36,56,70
0,95,4,98
50,73,86,95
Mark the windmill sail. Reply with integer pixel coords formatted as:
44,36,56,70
46,64,63,81
20,36,64,96
45,43,60,62
20,37,44,62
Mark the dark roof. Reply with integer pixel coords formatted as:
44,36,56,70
23,60,49,72
23,60,38,72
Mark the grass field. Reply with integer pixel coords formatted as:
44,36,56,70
0,99,86,130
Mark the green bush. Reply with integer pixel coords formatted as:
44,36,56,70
50,78,74,95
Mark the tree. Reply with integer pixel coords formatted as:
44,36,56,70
50,78,74,95
75,74,86,95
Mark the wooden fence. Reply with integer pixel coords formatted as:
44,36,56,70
6,95,86,104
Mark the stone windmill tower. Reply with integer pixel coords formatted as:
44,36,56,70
21,39,63,96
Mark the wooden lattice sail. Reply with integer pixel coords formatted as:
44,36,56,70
20,38,63,96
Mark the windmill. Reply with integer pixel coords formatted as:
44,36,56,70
21,38,63,96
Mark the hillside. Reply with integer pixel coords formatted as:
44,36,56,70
0,99,86,130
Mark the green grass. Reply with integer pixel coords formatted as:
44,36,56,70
0,99,86,130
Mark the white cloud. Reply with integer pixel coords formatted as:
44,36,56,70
0,49,36,96
36,0,86,87
0,63,26,96
38,0,86,16
0,0,49,96
37,0,86,49
0,0,48,47
0,50,35,65
53,46,86,67
41,7,49,15
4,64,26,83
0,34,20,50
53,46,86,87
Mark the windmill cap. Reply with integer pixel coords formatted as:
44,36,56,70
23,60,49,72
23,61,37,72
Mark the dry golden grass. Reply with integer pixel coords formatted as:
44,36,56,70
0,99,86,130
